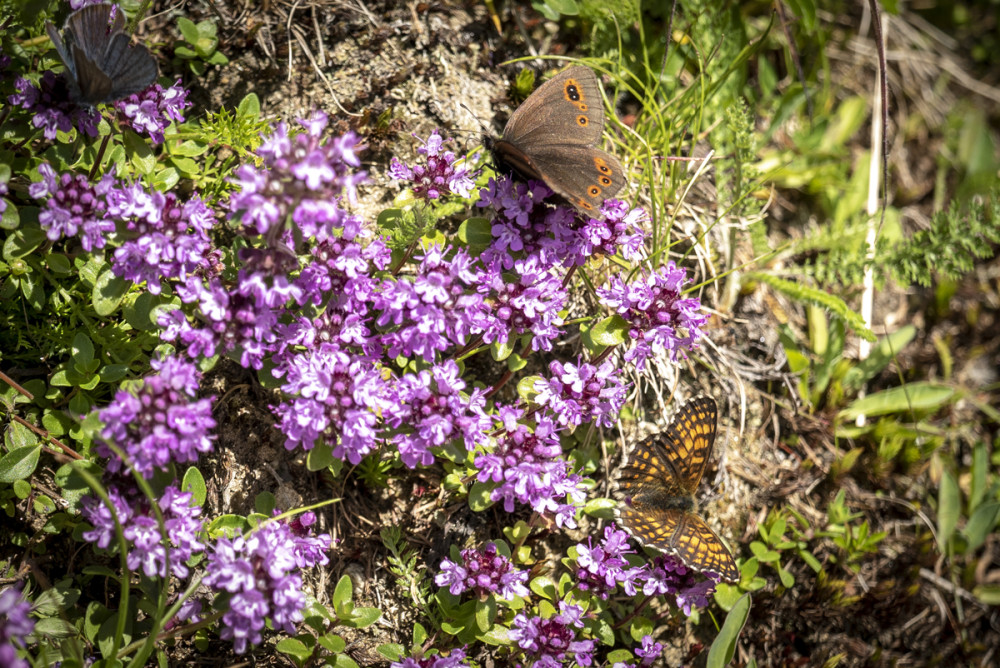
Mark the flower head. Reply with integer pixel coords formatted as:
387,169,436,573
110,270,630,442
389,131,477,200
8,72,100,140
434,543,529,601
596,262,708,370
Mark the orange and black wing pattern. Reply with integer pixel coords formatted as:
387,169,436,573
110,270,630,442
613,396,740,583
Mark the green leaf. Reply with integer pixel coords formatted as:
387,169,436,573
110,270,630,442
707,593,752,668
937,471,960,553
973,584,1000,605
238,93,261,119
305,441,335,471
0,445,42,483
333,574,353,609
962,502,1000,552
838,382,956,421
123,130,156,175
491,340,514,362
275,637,312,663
376,643,405,661
529,575,556,600
93,268,131,316
182,467,207,506
3,224,46,260
583,314,629,349
468,481,494,512
843,325,916,391
516,375,542,403
458,217,493,248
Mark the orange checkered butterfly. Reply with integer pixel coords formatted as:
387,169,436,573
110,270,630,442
613,395,740,583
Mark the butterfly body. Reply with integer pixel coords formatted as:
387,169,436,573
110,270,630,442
613,396,740,584
46,3,157,105
487,66,626,216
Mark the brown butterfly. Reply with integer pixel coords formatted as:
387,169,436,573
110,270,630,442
486,66,626,216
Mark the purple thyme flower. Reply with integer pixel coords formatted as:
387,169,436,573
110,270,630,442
434,543,529,601
596,261,709,371
0,586,33,668
81,484,206,579
632,552,717,616
272,344,393,463
388,130,478,200
108,182,215,294
574,525,644,600
204,516,331,654
574,198,648,264
474,406,585,529
162,275,281,369
533,358,628,429
475,177,580,269
470,254,567,352
8,72,101,140
373,245,484,363
635,634,664,666
390,648,470,668
229,110,365,242
113,80,190,144
386,360,490,468
30,163,116,251
509,601,595,668
97,355,216,479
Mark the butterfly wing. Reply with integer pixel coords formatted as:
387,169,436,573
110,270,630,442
618,505,739,583
655,395,718,495
70,42,114,105
502,66,606,149
98,33,157,100
45,21,76,79
522,144,625,214
65,3,123,63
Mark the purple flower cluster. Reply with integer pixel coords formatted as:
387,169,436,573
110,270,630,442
574,525,643,600
0,587,33,668
30,163,116,251
114,80,191,144
374,246,484,362
638,553,716,615
108,182,215,294
161,112,367,369
634,635,664,666
476,178,578,267
203,514,330,654
578,199,648,263
574,526,717,614
533,358,628,428
8,72,101,140
272,344,393,462
389,131,477,200
596,261,709,370
81,485,205,580
97,356,216,479
509,601,595,668
387,361,490,468
435,543,529,601
474,407,585,528
229,110,364,240
391,648,470,668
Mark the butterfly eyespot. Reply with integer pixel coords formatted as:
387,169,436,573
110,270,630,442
564,82,582,102
577,199,593,210
600,176,612,186
577,103,589,111
576,115,589,127
588,186,601,196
